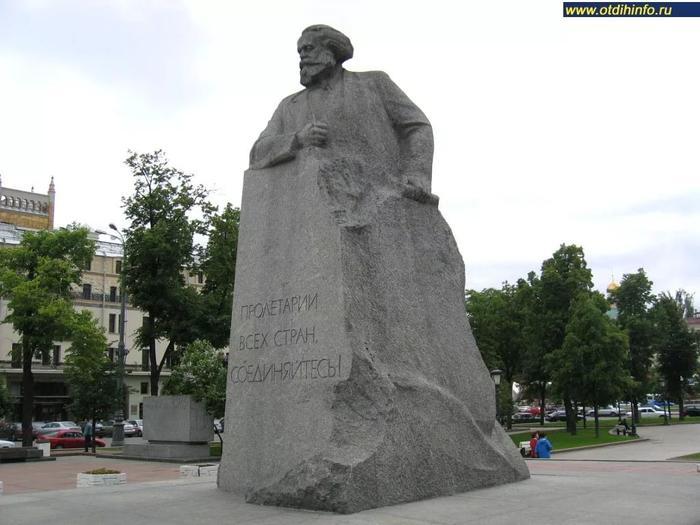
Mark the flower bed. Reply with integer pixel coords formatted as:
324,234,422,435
77,469,126,488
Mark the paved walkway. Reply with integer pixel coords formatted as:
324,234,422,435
1,459,698,525
554,423,700,460
0,455,181,495
1,424,698,524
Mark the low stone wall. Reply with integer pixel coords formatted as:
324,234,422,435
180,463,219,479
76,472,127,488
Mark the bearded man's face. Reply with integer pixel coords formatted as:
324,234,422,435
297,34,337,87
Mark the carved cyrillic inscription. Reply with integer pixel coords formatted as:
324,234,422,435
239,293,318,320
230,356,341,384
238,326,317,351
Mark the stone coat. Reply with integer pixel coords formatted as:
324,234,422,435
249,70,434,195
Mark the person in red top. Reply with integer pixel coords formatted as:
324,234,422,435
529,431,539,458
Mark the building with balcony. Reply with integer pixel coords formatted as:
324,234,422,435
0,179,204,422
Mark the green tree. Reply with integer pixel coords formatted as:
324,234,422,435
63,311,120,452
0,226,94,446
466,281,528,428
121,150,212,395
551,293,630,437
162,339,227,418
0,379,11,419
198,204,240,349
531,244,593,433
651,293,698,419
610,269,655,423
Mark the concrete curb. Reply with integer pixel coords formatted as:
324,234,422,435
552,437,650,454
97,452,221,464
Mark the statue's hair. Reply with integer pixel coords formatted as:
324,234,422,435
301,25,354,64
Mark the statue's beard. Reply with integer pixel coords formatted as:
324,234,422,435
299,60,335,87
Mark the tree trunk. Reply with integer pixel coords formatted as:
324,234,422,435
91,412,97,453
582,403,587,429
21,337,34,447
564,398,576,435
631,398,639,425
539,383,546,426
149,337,159,396
679,395,685,421
594,405,599,438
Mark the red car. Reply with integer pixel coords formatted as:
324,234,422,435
37,430,106,449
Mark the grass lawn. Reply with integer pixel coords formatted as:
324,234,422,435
668,452,700,461
510,427,638,451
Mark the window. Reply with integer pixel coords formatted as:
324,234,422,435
84,260,91,271
141,348,150,371
42,349,50,365
108,314,116,333
52,345,60,366
107,348,115,362
140,382,148,394
109,286,117,302
115,260,122,274
11,343,21,368
82,283,92,300
197,272,204,284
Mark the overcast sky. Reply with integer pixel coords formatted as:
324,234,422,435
0,0,697,301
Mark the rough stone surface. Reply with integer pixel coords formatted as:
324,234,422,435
218,24,528,514
142,395,213,443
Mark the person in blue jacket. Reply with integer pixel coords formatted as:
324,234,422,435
535,432,553,459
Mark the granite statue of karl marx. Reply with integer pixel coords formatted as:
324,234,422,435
250,24,435,205
220,25,530,512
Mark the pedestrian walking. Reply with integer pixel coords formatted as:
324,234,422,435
535,432,552,459
83,419,93,452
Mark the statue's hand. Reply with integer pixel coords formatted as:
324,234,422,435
295,121,328,148
402,176,439,206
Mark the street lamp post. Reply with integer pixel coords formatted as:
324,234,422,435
97,225,128,446
490,369,503,424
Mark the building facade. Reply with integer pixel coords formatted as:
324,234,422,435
0,179,203,422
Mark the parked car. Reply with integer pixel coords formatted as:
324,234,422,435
127,420,143,437
0,421,21,441
0,439,15,448
586,406,619,417
122,420,139,437
37,430,106,449
681,405,700,417
32,422,48,438
625,407,665,418
512,412,537,423
546,410,581,422
39,421,81,433
95,420,114,437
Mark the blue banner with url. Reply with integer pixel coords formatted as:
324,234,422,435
564,2,700,16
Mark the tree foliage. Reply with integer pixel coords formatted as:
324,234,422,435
0,226,94,445
609,269,655,420
63,311,120,451
0,380,11,419
198,204,240,349
651,293,698,418
550,293,630,436
466,281,530,427
162,340,227,417
121,150,213,395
